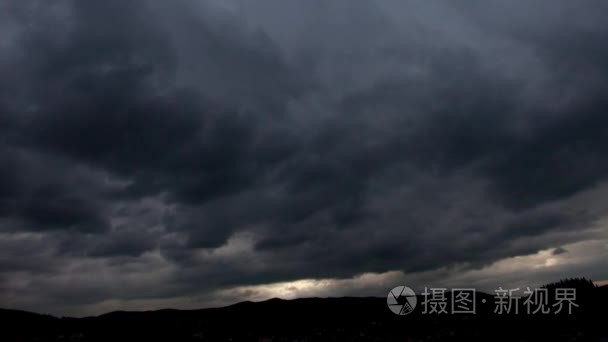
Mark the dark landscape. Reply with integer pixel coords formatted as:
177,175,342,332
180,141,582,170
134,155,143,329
3,279,608,341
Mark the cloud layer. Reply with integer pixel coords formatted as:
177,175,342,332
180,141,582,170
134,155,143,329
1,0,608,315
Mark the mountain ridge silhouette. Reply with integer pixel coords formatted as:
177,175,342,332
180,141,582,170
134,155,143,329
2,281,607,341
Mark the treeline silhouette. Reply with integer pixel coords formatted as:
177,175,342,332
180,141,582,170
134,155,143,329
542,277,597,290
2,278,607,341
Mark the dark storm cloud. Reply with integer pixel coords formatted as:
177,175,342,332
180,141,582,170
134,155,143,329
552,247,568,256
0,147,110,233
1,0,608,314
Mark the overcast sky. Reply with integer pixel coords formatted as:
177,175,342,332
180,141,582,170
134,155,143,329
1,0,608,317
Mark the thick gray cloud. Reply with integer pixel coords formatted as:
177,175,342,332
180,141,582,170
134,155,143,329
1,0,608,315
